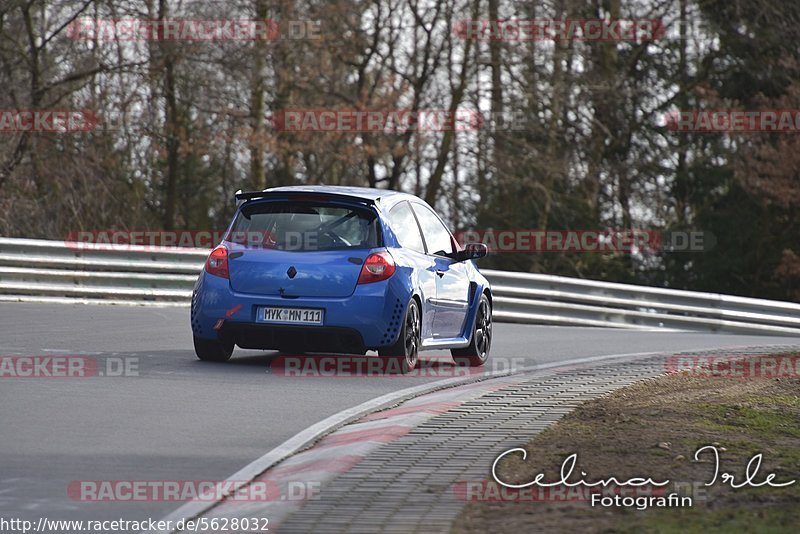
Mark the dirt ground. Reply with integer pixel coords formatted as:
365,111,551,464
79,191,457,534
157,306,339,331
452,362,800,533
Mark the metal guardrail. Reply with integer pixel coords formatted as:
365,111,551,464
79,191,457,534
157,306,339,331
0,237,202,306
1,237,799,336
485,270,800,335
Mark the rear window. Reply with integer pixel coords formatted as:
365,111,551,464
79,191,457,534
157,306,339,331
227,202,381,251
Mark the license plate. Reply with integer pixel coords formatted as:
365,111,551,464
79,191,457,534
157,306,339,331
259,307,323,325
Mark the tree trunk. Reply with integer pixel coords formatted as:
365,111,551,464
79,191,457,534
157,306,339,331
424,0,478,206
250,0,268,191
159,0,180,231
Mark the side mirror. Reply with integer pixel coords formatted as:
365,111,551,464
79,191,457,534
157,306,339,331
453,243,488,262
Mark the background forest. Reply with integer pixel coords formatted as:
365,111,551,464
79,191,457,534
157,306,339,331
2,0,800,300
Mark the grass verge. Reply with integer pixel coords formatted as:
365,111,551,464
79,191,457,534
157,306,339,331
451,360,800,533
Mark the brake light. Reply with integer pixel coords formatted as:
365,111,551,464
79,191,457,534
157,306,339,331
205,245,229,279
358,251,396,284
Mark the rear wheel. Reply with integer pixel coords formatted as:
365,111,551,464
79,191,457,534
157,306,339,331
451,294,491,367
193,336,234,362
379,298,420,374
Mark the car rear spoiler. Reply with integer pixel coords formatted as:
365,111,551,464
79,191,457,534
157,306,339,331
235,189,380,209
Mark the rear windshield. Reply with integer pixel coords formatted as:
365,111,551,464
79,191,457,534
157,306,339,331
227,201,381,251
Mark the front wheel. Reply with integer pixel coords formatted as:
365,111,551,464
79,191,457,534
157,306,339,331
193,336,234,362
378,298,421,374
451,294,491,367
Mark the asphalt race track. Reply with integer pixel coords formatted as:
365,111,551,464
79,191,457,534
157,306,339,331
0,301,797,525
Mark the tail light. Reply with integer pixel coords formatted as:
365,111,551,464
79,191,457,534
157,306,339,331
205,245,229,279
358,251,396,284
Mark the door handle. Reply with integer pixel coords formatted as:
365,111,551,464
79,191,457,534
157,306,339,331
435,270,445,278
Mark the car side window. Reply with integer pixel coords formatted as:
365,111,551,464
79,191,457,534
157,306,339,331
411,203,454,256
388,202,425,253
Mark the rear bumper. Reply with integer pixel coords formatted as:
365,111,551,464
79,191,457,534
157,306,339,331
191,271,411,351
222,323,366,353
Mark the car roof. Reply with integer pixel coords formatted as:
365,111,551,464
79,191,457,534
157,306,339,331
263,185,421,209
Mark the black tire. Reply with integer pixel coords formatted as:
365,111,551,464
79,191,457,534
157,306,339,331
193,335,234,362
378,298,421,374
451,294,491,367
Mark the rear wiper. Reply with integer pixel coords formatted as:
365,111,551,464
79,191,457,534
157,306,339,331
314,211,358,233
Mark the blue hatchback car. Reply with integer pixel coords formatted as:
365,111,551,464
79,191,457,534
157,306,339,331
190,185,491,373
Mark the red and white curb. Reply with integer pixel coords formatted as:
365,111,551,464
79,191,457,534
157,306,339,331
149,349,677,533
180,376,524,529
